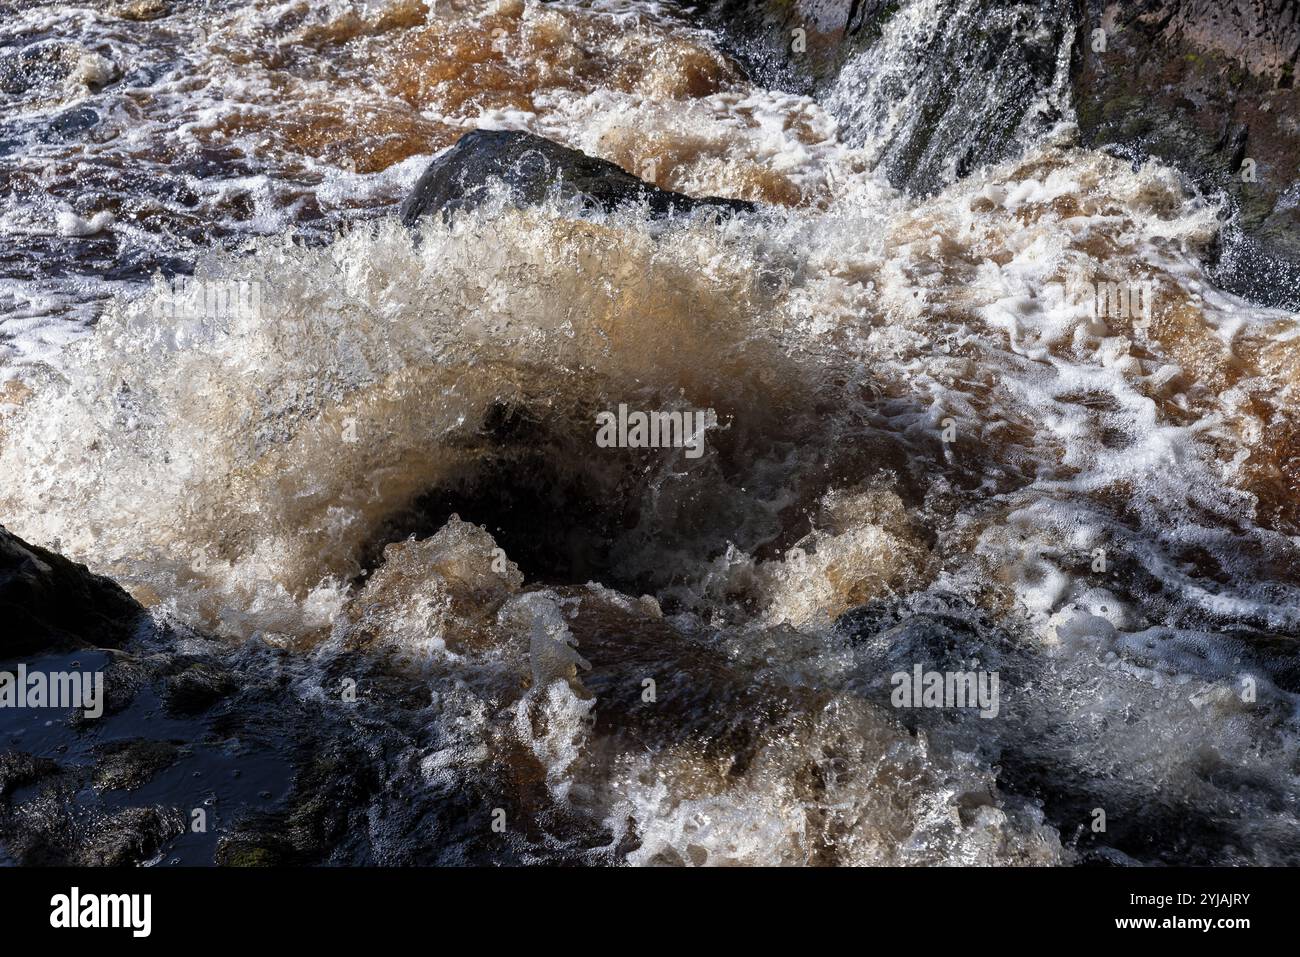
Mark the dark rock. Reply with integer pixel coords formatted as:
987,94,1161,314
82,653,152,720
700,0,1075,194
0,525,144,658
217,743,381,866
0,43,78,97
159,658,236,715
39,106,101,144
0,751,59,801
1073,0,1300,307
0,776,81,864
214,835,290,867
728,0,1075,195
399,129,757,225
75,805,186,866
93,738,183,791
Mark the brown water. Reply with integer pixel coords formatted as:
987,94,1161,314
2,0,1299,865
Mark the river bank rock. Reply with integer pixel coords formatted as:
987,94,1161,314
399,129,757,225
1073,0,1300,306
701,0,1300,306
0,525,145,657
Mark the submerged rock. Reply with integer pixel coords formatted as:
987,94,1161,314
399,129,757,225
0,525,144,657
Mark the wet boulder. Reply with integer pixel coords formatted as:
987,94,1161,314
0,752,59,802
0,525,144,657
159,657,237,715
399,128,757,225
93,739,184,792
39,105,101,144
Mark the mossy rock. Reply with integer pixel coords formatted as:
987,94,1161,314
215,837,289,867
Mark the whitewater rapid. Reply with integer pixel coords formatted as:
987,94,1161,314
2,0,1299,864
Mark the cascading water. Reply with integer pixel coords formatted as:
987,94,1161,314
825,0,1078,193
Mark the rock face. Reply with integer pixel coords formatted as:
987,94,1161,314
701,0,1300,306
399,129,757,225
710,0,1076,195
1073,0,1300,306
0,526,143,657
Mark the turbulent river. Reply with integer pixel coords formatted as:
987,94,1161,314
1,0,1299,865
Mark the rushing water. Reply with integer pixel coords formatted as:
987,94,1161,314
1,0,1299,865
